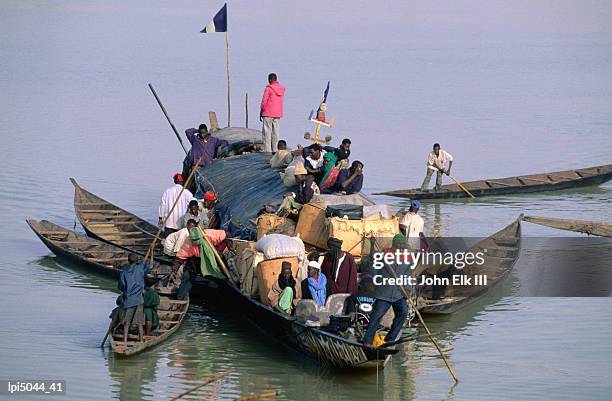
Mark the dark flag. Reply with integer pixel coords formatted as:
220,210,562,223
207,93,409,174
201,3,227,33
323,81,330,103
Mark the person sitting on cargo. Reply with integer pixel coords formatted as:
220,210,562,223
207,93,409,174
276,162,320,218
143,286,160,336
268,262,302,314
184,123,229,168
321,238,358,296
324,138,351,169
318,153,340,192
163,219,197,257
421,143,453,191
300,261,327,306
304,143,325,182
329,160,364,195
362,234,412,347
118,253,150,343
344,274,376,327
399,200,427,251
269,140,294,168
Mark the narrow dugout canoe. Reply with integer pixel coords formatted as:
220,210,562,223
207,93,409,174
26,219,171,281
523,215,612,238
376,164,612,200
417,215,522,314
110,294,189,356
70,178,172,264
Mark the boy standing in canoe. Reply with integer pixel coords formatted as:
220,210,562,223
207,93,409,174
421,143,454,191
118,253,150,343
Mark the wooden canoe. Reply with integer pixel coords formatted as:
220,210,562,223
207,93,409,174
376,164,612,200
417,215,522,314
110,294,189,356
26,219,171,281
523,216,612,238
70,178,172,264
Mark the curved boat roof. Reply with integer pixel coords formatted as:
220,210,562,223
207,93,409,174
195,152,373,239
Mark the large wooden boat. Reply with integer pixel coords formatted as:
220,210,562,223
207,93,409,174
70,178,171,264
110,293,189,356
207,275,398,369
522,215,612,238
376,164,612,200
417,215,522,314
26,219,171,281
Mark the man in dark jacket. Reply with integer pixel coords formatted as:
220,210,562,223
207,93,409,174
118,253,150,343
331,160,364,194
321,238,358,295
362,234,412,346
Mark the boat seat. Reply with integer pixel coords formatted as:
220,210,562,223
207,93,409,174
295,293,352,326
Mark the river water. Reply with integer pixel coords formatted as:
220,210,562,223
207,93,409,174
1,1,611,400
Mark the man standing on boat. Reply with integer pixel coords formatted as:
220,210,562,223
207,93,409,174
362,234,411,347
118,253,150,343
260,73,285,153
421,143,453,191
158,173,195,237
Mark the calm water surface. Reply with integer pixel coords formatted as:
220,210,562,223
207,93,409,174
1,1,611,400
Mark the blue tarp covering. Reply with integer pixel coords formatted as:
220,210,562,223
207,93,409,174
195,152,293,239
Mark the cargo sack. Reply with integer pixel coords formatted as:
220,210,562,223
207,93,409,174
325,204,364,219
255,234,305,260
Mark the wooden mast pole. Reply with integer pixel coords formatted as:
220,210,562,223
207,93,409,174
225,30,231,127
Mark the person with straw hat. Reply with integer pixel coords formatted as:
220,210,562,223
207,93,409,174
276,162,319,218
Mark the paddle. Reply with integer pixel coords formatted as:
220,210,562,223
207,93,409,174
144,157,202,266
447,174,475,198
148,83,188,155
372,239,459,383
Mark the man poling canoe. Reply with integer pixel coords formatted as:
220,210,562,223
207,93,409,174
421,142,454,191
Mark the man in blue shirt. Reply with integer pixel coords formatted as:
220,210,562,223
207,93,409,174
118,253,150,343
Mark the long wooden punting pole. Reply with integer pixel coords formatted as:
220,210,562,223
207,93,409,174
448,174,475,198
196,226,236,285
373,241,459,383
148,83,188,155
168,371,229,401
225,31,231,127
144,158,202,264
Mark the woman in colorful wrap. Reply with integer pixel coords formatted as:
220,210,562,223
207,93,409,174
319,152,340,193
300,260,327,306
268,262,302,314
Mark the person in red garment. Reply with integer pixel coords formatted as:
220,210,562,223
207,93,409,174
321,238,358,295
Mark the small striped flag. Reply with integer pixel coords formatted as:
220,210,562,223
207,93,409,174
200,3,227,33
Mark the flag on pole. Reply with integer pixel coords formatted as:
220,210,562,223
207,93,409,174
322,81,330,103
201,3,227,33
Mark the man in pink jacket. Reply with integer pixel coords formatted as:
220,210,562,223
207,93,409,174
260,73,286,153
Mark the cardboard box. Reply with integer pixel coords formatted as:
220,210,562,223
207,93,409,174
257,256,299,306
295,203,329,249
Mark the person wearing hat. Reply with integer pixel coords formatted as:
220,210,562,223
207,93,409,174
362,233,412,347
421,143,453,191
158,173,196,237
276,162,320,218
399,200,426,251
300,260,328,306
201,191,219,229
321,237,358,296
184,123,229,168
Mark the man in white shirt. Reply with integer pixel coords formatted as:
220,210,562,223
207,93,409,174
158,173,196,236
399,200,426,250
421,143,453,191
163,220,197,257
